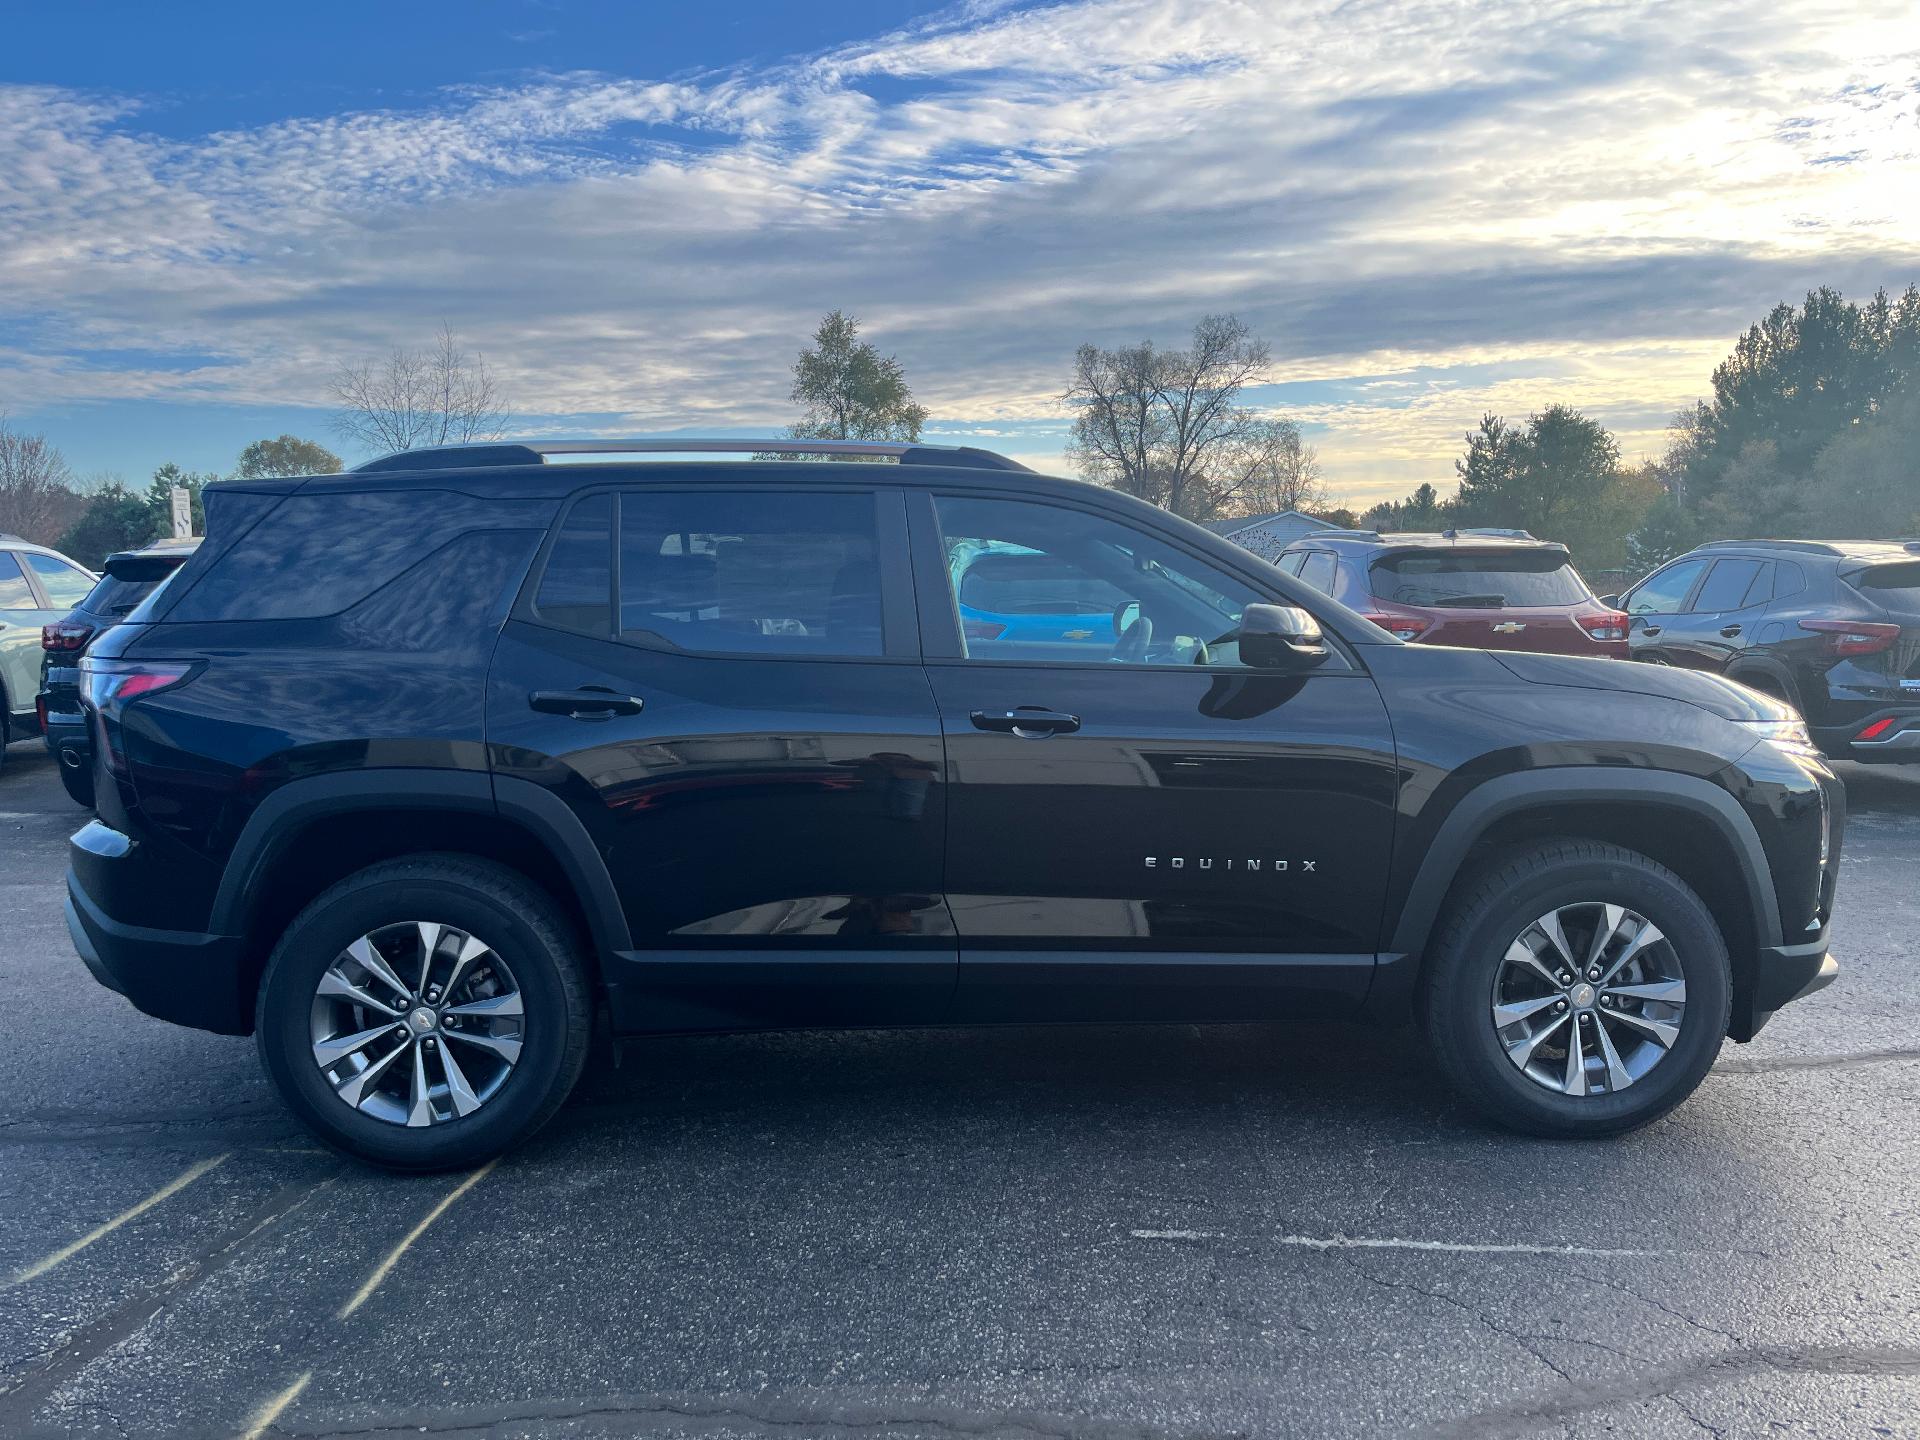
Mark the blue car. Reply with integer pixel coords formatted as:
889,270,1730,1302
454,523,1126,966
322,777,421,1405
950,540,1130,659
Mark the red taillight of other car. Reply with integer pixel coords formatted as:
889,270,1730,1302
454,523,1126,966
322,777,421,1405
1575,610,1629,642
1362,613,1431,641
1799,619,1900,656
42,619,95,651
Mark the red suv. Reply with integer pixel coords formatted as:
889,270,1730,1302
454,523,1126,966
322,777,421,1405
1275,529,1629,657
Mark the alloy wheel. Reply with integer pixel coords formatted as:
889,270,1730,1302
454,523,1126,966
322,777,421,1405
309,921,525,1126
1490,902,1687,1097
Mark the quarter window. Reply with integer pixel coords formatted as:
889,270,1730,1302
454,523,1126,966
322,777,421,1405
24,553,93,608
618,491,883,656
533,494,614,635
934,495,1264,666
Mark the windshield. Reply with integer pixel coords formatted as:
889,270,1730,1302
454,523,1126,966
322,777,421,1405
1370,549,1588,608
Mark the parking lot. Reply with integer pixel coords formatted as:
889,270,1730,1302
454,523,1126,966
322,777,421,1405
0,741,1915,1439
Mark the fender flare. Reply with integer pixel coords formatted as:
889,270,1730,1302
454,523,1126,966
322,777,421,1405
209,768,631,955
1723,656,1801,707
1387,767,1783,959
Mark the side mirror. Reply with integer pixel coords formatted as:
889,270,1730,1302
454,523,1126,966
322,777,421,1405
1236,604,1328,669
1597,594,1621,609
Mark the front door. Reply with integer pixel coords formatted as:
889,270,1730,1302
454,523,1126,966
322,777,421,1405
487,482,956,1032
908,492,1399,1023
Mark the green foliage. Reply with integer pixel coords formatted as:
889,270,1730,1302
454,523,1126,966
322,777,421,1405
789,311,927,443
55,483,159,567
1810,381,1920,537
143,462,215,536
1360,481,1450,532
236,435,341,479
1623,492,1701,577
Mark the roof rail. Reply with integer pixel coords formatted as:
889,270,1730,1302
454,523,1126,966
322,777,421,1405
1695,538,1843,556
0,532,25,544
1312,528,1383,539
353,438,1032,474
1442,527,1537,540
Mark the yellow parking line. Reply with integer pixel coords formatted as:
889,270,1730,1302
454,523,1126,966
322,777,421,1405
238,1371,311,1440
4,1153,229,1289
337,1158,499,1319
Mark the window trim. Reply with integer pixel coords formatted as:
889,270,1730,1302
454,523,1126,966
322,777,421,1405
516,482,918,664
907,490,1358,674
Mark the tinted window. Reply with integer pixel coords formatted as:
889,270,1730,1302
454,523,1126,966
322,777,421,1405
1853,561,1920,605
1370,549,1587,607
1298,552,1336,594
0,553,32,608
1772,561,1804,601
1276,551,1307,577
80,572,169,617
618,491,882,656
936,495,1263,666
1692,558,1765,612
533,494,613,635
24,552,94,608
1625,559,1707,615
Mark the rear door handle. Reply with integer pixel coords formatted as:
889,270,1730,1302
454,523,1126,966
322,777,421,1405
970,707,1080,738
530,687,644,718
1719,623,1743,638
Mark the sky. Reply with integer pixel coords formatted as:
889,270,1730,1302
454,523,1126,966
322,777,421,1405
2,0,1917,508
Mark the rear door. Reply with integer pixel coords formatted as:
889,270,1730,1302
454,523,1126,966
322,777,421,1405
909,490,1398,1024
486,481,956,1032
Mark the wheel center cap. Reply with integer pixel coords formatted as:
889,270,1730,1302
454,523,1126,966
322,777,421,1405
408,1006,437,1033
1569,983,1597,1009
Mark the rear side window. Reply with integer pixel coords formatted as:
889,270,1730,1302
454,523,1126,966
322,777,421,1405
24,552,94,608
1772,561,1805,601
80,572,168,617
1297,551,1336,594
1371,549,1586,607
1692,558,1765,612
618,491,883,656
0,553,32,608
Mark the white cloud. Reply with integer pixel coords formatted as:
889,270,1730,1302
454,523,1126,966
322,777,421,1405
1,0,1917,489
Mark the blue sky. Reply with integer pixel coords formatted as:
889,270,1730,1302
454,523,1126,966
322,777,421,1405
3,0,1916,503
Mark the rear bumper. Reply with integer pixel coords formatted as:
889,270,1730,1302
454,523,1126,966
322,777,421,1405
41,706,89,766
1811,706,1920,762
66,824,251,1035
1730,936,1838,1042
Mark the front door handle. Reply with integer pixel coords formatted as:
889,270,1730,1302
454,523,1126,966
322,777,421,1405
1641,624,1662,636
971,707,1080,738
530,687,644,719
1719,623,1743,638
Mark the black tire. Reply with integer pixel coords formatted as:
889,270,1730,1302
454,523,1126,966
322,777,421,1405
255,855,592,1171
1422,839,1731,1138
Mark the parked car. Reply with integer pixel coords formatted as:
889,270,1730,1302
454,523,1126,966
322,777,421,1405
1606,538,1920,762
0,535,97,775
39,538,202,805
1276,529,1629,657
67,439,1840,1169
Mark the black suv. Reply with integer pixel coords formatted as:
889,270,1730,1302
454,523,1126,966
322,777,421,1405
67,440,1842,1169
1608,539,1920,761
40,538,201,807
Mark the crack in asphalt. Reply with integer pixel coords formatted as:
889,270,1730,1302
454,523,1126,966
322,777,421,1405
0,1174,338,1429
1426,1343,1920,1437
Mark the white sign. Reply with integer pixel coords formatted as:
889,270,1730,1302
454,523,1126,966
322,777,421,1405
170,485,192,539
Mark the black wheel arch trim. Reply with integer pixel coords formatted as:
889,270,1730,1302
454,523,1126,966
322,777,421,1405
208,768,631,957
1386,767,1783,961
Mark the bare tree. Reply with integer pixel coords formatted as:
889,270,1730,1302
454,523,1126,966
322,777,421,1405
1221,417,1327,516
0,417,76,544
1064,314,1271,520
330,325,509,454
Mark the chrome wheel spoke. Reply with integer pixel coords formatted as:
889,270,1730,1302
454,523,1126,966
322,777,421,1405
314,1022,397,1070
444,1027,523,1064
442,992,523,1019
415,922,446,992
1493,993,1561,1029
442,933,492,1000
438,1041,484,1117
346,936,411,1004
1562,1018,1588,1095
317,968,402,1017
1505,1010,1568,1066
1597,920,1665,988
1605,978,1686,1006
1504,940,1562,991
1584,903,1626,973
335,1036,410,1108
1535,911,1579,973
1607,1005,1681,1049
1591,1015,1634,1091
406,1042,434,1127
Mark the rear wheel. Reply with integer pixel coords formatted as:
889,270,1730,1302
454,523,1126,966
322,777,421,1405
255,855,592,1170
1423,840,1730,1138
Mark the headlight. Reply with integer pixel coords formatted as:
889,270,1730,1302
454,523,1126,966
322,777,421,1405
1738,717,1819,757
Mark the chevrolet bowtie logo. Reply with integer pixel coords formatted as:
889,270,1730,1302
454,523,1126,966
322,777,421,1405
1492,621,1527,633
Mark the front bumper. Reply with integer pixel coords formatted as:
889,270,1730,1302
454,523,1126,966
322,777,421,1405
66,822,251,1035
1730,936,1838,1042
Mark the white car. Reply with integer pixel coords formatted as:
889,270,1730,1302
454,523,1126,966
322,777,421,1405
0,534,97,774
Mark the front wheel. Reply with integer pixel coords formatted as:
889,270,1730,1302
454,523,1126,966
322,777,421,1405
255,855,592,1170
1422,840,1731,1138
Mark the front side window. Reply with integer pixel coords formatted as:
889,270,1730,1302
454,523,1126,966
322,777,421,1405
1369,548,1588,608
619,491,883,656
935,496,1264,666
1625,559,1707,616
1297,551,1337,595
0,553,32,609
24,552,94,609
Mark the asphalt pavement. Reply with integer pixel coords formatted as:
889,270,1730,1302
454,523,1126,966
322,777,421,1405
1,739,1916,1438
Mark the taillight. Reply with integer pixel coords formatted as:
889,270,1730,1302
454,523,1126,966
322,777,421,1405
1799,619,1900,657
1574,610,1629,642
1362,613,1430,641
42,619,95,651
78,657,197,715
963,619,1008,642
